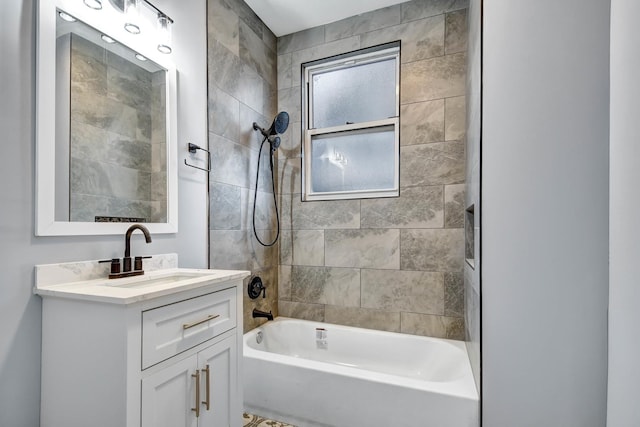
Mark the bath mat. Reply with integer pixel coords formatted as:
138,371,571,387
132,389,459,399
243,412,296,427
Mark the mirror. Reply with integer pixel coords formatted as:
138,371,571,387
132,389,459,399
36,0,178,235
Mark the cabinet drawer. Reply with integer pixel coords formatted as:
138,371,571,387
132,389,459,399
142,287,236,369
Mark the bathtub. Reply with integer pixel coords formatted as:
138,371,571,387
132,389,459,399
243,317,479,427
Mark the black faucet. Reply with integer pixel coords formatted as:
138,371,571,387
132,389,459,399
252,308,273,321
123,224,152,273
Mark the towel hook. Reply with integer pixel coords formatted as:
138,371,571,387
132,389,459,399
184,143,211,172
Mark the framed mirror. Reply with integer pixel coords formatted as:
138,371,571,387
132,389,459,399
36,0,178,235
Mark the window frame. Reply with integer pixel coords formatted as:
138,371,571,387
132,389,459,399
302,43,401,202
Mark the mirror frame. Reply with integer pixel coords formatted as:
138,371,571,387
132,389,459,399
36,0,178,235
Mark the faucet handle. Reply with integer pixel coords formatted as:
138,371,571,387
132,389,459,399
134,256,152,271
99,258,121,274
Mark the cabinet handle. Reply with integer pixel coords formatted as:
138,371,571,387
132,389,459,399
191,370,200,418
202,364,211,411
183,314,220,330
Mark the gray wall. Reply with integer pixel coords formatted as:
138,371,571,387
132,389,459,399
0,0,208,425
465,0,481,392
482,0,609,425
608,0,640,424
206,0,279,332
276,0,469,339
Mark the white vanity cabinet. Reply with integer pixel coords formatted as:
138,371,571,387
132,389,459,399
37,268,248,427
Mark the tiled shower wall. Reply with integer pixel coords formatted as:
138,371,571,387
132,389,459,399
276,0,469,339
69,34,167,222
206,0,280,331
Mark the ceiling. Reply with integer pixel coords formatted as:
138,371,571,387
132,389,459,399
243,0,412,37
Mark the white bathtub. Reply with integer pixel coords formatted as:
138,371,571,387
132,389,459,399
243,317,479,427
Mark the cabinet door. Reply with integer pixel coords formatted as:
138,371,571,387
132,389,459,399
197,335,238,427
142,355,199,427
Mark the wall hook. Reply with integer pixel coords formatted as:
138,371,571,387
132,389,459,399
184,142,211,172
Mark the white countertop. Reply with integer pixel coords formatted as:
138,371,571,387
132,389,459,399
34,268,251,305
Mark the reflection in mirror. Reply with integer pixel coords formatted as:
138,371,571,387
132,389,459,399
55,12,167,223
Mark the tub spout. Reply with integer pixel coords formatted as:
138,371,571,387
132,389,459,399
252,308,273,321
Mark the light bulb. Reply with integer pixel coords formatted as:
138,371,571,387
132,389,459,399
83,0,102,10
58,11,76,22
157,14,172,54
124,0,141,34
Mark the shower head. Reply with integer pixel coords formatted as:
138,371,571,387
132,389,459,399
253,111,290,139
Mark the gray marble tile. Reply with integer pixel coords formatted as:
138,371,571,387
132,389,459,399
277,86,301,124
278,265,292,300
70,158,151,200
207,0,239,56
325,5,401,42
136,111,152,142
277,157,302,195
69,194,152,222
401,100,444,146
150,200,166,223
400,228,464,271
244,188,278,232
445,95,466,141
401,53,466,104
209,85,240,143
277,53,293,89
401,312,465,340
445,9,467,54
240,20,276,85
209,133,252,188
361,15,444,63
325,229,399,269
324,306,400,332
239,103,268,151
361,186,443,229
248,147,276,194
277,26,325,54
278,122,302,158
291,266,360,307
400,141,465,187
280,230,325,266
208,39,239,93
278,300,325,322
226,0,264,40
70,33,104,62
70,50,107,97
287,197,360,230
210,230,277,272
444,184,465,228
150,171,166,202
107,66,152,111
361,269,444,315
236,62,266,115
401,0,469,23
262,25,277,53
445,271,464,317
291,37,361,77
210,182,241,230
263,82,278,120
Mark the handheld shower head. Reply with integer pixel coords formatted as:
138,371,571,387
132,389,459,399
253,111,290,151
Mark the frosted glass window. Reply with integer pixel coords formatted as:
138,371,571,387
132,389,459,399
310,126,395,193
302,43,400,201
312,58,397,129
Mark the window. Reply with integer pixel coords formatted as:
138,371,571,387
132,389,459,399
302,43,400,201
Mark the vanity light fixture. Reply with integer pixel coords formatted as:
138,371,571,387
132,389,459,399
101,34,115,44
124,0,141,34
156,13,172,54
58,11,76,22
135,53,147,61
83,0,103,10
